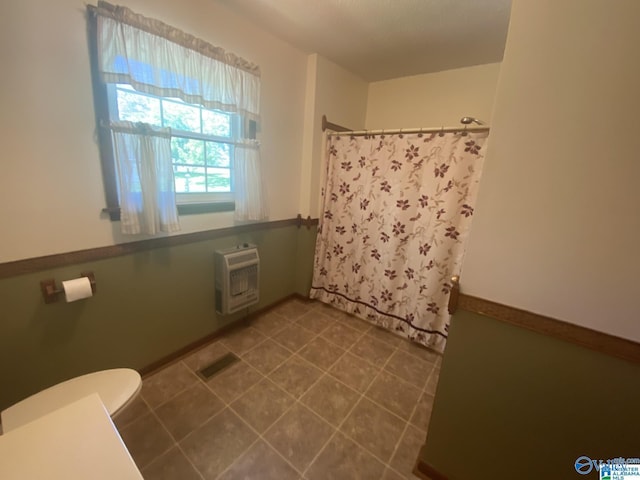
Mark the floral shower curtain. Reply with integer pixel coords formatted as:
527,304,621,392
310,130,488,352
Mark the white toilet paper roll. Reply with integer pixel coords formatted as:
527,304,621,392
62,277,93,302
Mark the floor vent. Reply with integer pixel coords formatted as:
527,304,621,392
197,352,240,380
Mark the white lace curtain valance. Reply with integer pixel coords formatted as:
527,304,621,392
95,0,261,122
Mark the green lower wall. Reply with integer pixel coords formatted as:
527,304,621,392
0,224,317,412
295,225,318,296
423,310,640,479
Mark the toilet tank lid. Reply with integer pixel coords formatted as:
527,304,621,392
1,369,142,433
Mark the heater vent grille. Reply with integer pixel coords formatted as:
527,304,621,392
214,245,260,315
228,252,258,266
197,352,240,380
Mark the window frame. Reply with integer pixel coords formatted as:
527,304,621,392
108,83,239,202
87,8,235,221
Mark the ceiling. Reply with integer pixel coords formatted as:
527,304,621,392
219,0,512,82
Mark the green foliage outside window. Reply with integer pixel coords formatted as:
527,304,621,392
115,85,233,194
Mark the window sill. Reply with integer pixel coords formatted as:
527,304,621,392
178,202,235,215
102,202,235,221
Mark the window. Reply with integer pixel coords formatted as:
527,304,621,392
87,1,267,231
109,84,239,203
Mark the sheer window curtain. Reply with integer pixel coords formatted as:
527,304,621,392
110,122,179,235
234,141,269,221
94,1,267,231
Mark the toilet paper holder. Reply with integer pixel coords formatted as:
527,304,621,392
40,271,97,304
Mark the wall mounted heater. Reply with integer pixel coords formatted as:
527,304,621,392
214,244,260,315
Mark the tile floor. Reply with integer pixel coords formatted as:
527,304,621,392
115,298,441,480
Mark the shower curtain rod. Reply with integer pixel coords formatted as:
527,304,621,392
321,114,490,137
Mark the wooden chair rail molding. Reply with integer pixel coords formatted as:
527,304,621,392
447,276,640,365
295,214,318,230
0,216,318,279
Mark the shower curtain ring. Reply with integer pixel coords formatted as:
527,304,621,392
461,125,468,137
439,126,445,137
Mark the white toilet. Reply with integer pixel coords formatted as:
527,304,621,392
1,369,142,433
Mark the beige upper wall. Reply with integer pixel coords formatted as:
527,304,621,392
462,0,640,341
365,63,501,130
299,54,368,218
0,0,308,262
